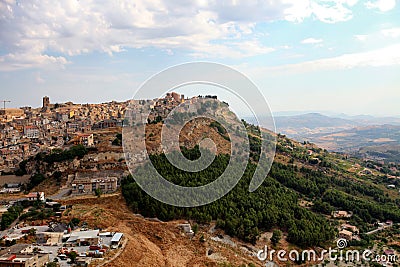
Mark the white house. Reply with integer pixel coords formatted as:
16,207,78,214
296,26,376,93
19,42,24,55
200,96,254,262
25,192,45,202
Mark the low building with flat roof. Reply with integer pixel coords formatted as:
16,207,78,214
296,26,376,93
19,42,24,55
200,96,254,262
25,192,45,202
71,177,118,195
66,230,100,246
333,210,352,218
76,257,91,267
339,229,353,240
111,233,123,249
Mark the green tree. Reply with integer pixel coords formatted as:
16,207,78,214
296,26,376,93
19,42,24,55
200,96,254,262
53,171,62,183
1,206,22,230
199,234,206,242
68,251,78,263
95,188,103,198
271,230,282,246
70,217,80,227
28,173,45,190
192,223,199,235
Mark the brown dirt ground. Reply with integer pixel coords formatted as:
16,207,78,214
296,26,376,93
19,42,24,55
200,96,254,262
60,194,263,267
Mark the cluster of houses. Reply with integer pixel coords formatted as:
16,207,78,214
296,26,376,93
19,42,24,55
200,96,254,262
0,96,127,172
0,227,124,267
333,209,397,243
0,244,50,267
0,183,21,194
339,223,360,241
332,211,362,241
0,195,124,267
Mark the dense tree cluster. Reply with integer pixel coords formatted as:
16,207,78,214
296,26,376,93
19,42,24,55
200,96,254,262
19,206,54,221
269,161,400,223
1,206,22,230
322,189,400,223
27,173,46,191
271,162,387,200
122,147,336,246
36,144,88,164
15,160,28,176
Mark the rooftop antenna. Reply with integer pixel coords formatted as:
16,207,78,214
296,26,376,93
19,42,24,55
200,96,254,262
1,100,11,110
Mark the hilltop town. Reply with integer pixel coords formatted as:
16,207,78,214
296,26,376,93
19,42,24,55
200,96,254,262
0,92,221,174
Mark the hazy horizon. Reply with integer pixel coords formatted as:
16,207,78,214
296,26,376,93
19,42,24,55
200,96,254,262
3,94,399,119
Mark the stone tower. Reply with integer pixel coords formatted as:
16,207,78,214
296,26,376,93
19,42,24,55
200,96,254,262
43,96,50,108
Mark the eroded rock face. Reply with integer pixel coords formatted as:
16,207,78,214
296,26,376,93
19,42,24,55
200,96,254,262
143,118,231,156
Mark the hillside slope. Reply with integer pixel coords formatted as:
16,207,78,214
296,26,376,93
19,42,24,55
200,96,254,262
122,121,400,248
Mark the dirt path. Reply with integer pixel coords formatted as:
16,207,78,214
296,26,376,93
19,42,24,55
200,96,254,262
97,236,128,267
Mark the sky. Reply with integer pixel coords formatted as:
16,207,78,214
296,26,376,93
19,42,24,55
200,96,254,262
0,0,399,117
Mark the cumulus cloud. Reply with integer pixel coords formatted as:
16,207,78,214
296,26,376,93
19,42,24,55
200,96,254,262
365,0,396,12
0,53,69,71
283,0,359,23
0,0,380,70
0,0,285,70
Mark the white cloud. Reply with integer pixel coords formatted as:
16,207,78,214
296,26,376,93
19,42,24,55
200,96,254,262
283,0,359,23
355,27,400,43
240,43,400,77
365,0,396,12
268,43,400,73
0,0,285,70
381,27,400,38
283,1,313,22
0,53,69,71
310,0,356,23
301,38,323,44
0,0,390,71
189,39,275,59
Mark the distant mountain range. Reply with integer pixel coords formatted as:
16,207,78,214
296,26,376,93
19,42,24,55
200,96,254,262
332,113,400,126
274,113,361,136
244,112,400,163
